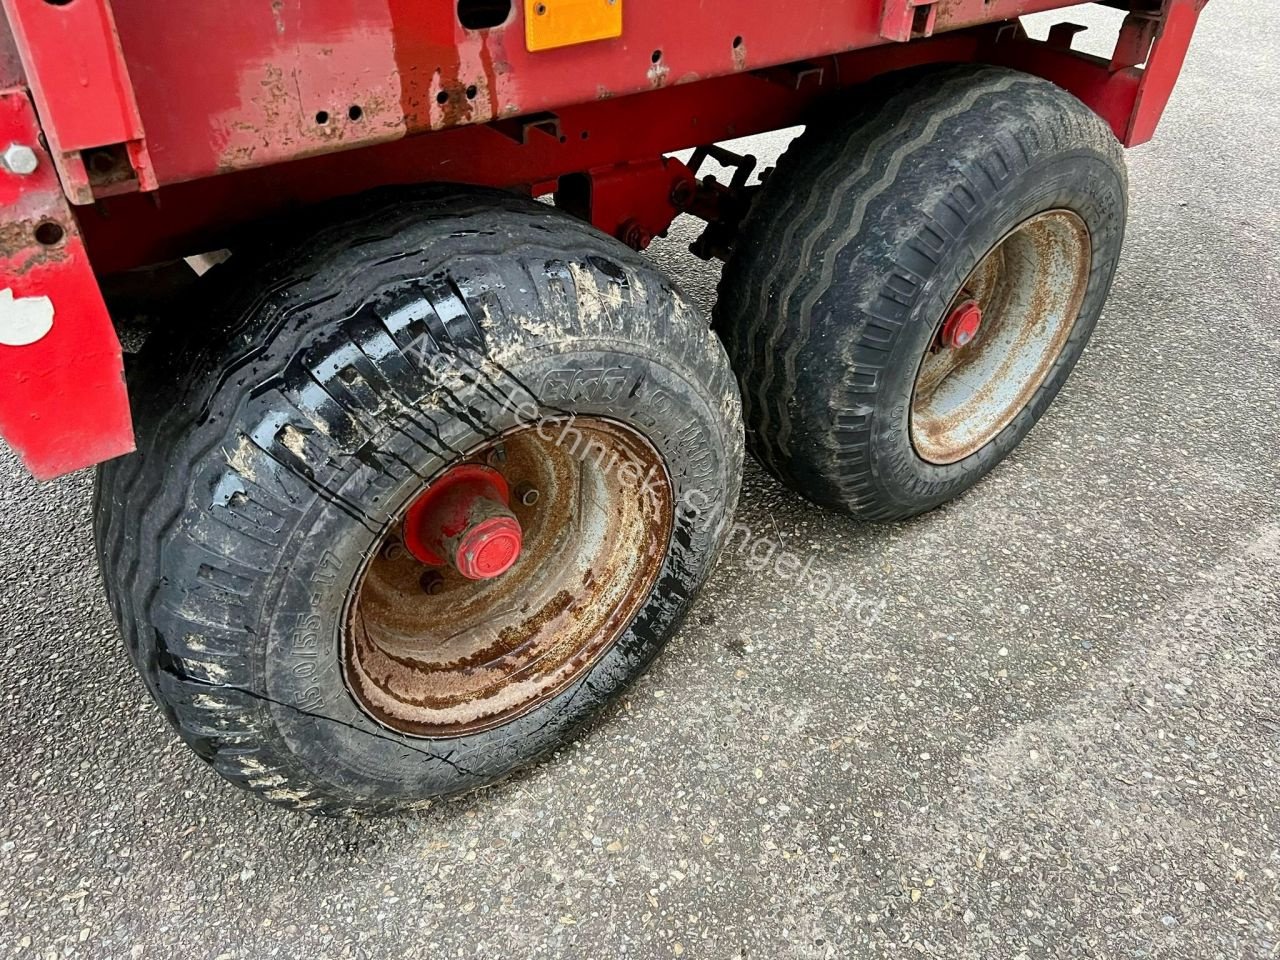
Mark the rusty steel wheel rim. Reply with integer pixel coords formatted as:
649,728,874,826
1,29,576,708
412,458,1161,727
341,418,673,738
910,209,1092,465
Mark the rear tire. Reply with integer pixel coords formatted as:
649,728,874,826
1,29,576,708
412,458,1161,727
94,187,743,814
716,65,1127,520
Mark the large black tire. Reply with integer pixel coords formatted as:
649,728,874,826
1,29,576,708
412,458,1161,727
94,187,743,814
716,65,1127,520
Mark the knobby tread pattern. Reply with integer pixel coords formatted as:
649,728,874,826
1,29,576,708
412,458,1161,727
94,186,743,814
716,65,1126,519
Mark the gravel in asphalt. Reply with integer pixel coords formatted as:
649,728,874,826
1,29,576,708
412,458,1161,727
2,2,1278,957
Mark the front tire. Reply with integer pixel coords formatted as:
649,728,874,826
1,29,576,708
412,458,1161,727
716,65,1127,520
94,187,743,814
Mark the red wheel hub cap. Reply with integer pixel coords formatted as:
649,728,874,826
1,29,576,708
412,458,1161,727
402,464,523,580
940,299,983,349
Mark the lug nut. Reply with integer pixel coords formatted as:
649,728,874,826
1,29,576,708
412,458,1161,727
486,445,507,467
2,143,38,176
419,570,445,595
515,483,539,507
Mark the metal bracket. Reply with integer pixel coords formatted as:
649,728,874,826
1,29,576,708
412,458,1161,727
493,111,564,145
556,156,696,250
1110,10,1161,71
881,0,938,43
0,0,155,204
0,88,133,478
680,145,758,261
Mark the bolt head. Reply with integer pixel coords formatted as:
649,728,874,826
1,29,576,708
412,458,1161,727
2,143,38,176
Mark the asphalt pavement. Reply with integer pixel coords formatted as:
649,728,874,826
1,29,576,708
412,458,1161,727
2,2,1279,957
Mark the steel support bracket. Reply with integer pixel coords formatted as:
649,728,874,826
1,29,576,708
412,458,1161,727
880,0,938,42
557,157,697,251
0,0,156,204
0,88,133,479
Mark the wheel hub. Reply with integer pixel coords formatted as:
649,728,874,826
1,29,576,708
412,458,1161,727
939,299,983,350
910,209,1091,465
341,418,674,738
402,464,523,580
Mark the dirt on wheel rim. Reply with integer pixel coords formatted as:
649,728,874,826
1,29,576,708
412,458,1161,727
341,417,674,738
910,209,1092,465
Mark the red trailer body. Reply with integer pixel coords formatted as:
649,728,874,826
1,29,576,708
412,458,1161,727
0,0,1214,814
0,0,1204,479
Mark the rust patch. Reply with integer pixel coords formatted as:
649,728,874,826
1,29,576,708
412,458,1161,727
911,209,1092,464
388,4,512,133
495,589,575,651
0,218,71,277
213,44,405,176
342,417,674,737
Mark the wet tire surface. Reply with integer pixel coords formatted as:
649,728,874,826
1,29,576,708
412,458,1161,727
94,188,744,814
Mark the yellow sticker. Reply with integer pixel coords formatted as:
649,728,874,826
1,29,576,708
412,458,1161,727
525,0,622,52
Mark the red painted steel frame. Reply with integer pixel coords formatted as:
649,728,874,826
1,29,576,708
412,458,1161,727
75,30,996,274
106,0,1092,188
0,0,1207,478
0,90,133,479
1,0,155,204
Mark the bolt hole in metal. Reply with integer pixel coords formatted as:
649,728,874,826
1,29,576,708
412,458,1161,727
342,418,673,738
87,150,116,175
910,209,1091,465
314,110,330,125
34,221,64,246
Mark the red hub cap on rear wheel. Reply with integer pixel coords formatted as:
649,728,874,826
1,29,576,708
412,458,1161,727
939,299,983,350
402,464,523,580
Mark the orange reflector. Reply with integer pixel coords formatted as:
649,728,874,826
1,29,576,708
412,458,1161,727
524,0,622,52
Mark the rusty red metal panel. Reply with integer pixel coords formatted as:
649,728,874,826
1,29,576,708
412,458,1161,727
0,12,22,88
5,0,1194,196
103,0,1105,187
0,0,155,204
0,89,133,479
76,30,993,274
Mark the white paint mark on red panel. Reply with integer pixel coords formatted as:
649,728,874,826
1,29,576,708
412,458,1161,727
0,288,54,346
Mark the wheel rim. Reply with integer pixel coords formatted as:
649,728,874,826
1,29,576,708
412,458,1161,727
910,209,1092,465
342,418,673,738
